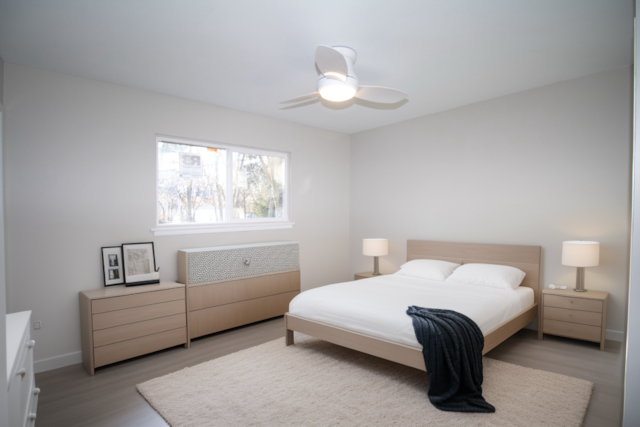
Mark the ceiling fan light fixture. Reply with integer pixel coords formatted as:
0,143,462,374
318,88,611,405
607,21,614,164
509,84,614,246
319,84,357,102
280,45,407,106
323,71,347,82
317,75,358,102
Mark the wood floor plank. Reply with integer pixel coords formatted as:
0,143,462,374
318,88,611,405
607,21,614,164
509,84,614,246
35,318,624,427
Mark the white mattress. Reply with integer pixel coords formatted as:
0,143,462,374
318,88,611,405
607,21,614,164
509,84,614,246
289,274,534,350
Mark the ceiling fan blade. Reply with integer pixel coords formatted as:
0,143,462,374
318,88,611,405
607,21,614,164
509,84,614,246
354,86,408,104
315,45,348,82
280,92,319,104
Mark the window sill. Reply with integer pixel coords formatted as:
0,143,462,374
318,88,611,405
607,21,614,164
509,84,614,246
151,221,295,236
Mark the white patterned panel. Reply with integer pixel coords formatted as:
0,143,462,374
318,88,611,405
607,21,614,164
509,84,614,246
187,243,299,284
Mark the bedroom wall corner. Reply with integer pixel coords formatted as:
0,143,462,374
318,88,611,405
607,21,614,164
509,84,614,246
349,66,632,340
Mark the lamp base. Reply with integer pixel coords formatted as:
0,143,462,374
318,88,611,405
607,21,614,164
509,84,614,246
573,267,587,292
372,256,380,275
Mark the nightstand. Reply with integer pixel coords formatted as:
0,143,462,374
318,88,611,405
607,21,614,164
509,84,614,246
540,289,608,350
354,272,389,280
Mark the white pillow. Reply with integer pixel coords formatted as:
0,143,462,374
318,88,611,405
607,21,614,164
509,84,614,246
444,263,526,290
394,259,461,281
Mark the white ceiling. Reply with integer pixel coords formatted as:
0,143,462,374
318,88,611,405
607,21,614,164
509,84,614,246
0,0,633,134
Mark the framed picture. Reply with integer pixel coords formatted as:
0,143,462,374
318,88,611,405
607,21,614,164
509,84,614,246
101,246,124,286
122,242,159,286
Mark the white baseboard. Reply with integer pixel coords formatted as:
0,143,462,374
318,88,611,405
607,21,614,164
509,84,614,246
606,329,625,342
34,351,82,374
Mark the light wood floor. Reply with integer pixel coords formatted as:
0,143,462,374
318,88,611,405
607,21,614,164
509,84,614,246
35,317,625,427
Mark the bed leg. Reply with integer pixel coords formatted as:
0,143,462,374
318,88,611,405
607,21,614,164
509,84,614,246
286,328,294,346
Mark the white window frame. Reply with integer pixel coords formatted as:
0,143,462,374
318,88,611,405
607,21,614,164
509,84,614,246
152,135,293,236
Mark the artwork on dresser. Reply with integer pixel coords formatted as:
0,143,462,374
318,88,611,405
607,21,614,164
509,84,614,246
122,242,160,286
101,246,124,286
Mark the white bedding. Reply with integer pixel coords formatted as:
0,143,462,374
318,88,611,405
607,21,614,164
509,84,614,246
289,274,534,350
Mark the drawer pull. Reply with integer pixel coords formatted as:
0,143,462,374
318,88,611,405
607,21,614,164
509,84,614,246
28,340,35,349
28,413,37,420
17,368,26,380
34,388,41,395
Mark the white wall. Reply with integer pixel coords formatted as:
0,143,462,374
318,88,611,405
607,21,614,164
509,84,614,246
2,63,351,370
622,11,639,426
350,67,632,339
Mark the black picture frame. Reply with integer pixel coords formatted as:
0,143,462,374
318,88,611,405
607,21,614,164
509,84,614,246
101,246,124,286
121,242,160,286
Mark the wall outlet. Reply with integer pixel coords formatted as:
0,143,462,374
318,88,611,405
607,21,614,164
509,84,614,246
33,321,41,330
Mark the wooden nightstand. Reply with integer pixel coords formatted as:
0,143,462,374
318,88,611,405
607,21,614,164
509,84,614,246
540,289,608,350
354,272,389,280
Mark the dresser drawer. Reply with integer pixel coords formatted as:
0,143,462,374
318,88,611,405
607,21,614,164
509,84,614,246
189,271,300,311
93,313,186,347
8,338,34,427
543,319,601,342
92,288,184,314
544,295,602,313
190,290,299,338
92,299,185,330
94,327,186,368
179,242,300,285
544,306,602,327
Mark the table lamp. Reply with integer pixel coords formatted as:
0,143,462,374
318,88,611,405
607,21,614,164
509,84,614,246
562,241,599,292
363,239,388,276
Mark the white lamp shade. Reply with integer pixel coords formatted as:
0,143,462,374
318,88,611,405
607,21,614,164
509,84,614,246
363,239,389,257
562,241,600,267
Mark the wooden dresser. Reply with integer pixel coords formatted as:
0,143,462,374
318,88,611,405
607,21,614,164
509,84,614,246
540,288,608,350
178,242,301,340
79,281,188,375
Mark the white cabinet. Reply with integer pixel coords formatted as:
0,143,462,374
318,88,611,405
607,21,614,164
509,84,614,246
6,311,38,427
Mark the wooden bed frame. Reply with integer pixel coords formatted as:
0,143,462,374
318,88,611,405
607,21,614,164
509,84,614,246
284,240,541,371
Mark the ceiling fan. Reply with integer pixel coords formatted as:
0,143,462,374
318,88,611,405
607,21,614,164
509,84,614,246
281,45,408,105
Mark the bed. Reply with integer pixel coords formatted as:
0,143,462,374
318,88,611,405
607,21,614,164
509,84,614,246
284,240,541,371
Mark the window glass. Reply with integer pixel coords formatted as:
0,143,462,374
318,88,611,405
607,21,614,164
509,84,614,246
232,152,285,219
157,141,226,224
156,138,289,229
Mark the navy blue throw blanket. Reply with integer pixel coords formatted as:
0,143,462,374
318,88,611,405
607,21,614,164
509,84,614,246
406,306,495,413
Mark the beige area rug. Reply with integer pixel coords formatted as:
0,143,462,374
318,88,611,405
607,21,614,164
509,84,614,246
137,334,593,427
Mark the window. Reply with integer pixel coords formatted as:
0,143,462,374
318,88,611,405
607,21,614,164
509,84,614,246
153,136,291,235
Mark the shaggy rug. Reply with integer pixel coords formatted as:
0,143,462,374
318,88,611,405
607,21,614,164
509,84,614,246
137,334,593,427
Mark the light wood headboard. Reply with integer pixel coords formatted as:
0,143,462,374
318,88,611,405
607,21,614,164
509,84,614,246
407,240,542,304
